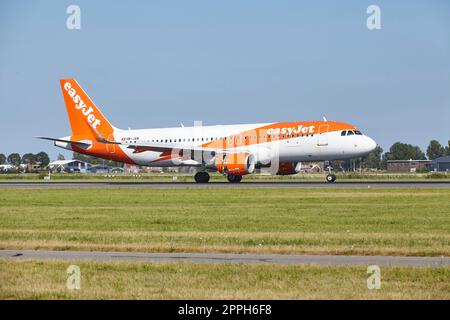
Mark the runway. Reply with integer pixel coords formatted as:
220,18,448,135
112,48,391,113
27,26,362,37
1,181,450,188
0,249,448,267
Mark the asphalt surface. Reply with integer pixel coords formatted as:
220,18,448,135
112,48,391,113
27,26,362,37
0,181,450,188
0,249,448,267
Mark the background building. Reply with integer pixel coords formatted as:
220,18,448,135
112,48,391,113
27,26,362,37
48,160,92,173
428,156,450,172
386,160,431,173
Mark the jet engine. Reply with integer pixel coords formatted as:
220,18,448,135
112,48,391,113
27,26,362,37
214,152,256,175
276,162,302,175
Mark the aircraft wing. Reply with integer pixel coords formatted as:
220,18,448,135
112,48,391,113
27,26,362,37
109,139,225,155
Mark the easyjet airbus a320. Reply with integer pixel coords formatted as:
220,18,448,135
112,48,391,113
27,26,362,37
37,79,377,183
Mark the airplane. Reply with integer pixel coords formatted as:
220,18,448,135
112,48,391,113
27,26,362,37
37,79,377,183
0,164,15,172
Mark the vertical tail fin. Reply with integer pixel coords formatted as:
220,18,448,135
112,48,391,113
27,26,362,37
60,79,116,139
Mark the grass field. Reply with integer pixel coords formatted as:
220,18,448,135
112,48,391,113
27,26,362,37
0,187,449,256
1,260,449,299
0,172,449,182
1,186,449,299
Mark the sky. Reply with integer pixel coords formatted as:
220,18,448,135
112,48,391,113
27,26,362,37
1,0,449,160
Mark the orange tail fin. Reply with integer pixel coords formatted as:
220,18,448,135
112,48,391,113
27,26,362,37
60,79,116,139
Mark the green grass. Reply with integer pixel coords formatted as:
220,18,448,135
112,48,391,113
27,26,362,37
0,188,449,256
0,260,449,299
0,172,449,182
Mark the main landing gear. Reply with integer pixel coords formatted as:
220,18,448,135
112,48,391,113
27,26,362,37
326,174,337,183
227,174,242,183
194,171,210,183
194,172,243,183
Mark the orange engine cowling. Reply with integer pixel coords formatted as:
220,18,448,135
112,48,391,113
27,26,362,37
276,162,301,175
215,152,256,175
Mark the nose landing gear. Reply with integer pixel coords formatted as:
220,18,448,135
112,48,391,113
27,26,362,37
324,161,337,183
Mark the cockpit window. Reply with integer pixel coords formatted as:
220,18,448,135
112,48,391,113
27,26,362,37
342,130,363,136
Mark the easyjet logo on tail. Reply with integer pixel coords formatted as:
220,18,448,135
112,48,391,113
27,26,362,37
63,82,101,129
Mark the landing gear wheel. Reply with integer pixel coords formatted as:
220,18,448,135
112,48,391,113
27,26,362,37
326,174,336,183
194,171,210,183
227,174,242,183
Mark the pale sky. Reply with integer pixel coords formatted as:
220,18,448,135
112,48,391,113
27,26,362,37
1,0,449,160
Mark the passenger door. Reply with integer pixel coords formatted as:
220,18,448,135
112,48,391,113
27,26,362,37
106,134,116,153
317,124,329,146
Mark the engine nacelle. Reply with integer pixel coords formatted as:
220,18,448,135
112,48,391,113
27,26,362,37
276,162,302,175
215,152,256,175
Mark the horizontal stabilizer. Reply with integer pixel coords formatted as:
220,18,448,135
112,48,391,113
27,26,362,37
34,136,92,148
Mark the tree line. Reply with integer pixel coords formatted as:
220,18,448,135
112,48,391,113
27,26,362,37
0,152,50,167
336,139,450,171
0,151,124,173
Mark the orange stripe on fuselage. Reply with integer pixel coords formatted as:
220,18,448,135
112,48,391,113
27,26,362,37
151,152,179,163
200,121,355,149
71,141,136,164
149,121,354,163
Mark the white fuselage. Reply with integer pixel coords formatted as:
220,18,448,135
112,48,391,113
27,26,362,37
108,122,376,167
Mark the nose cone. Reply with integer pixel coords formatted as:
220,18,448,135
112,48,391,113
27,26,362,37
365,136,377,153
